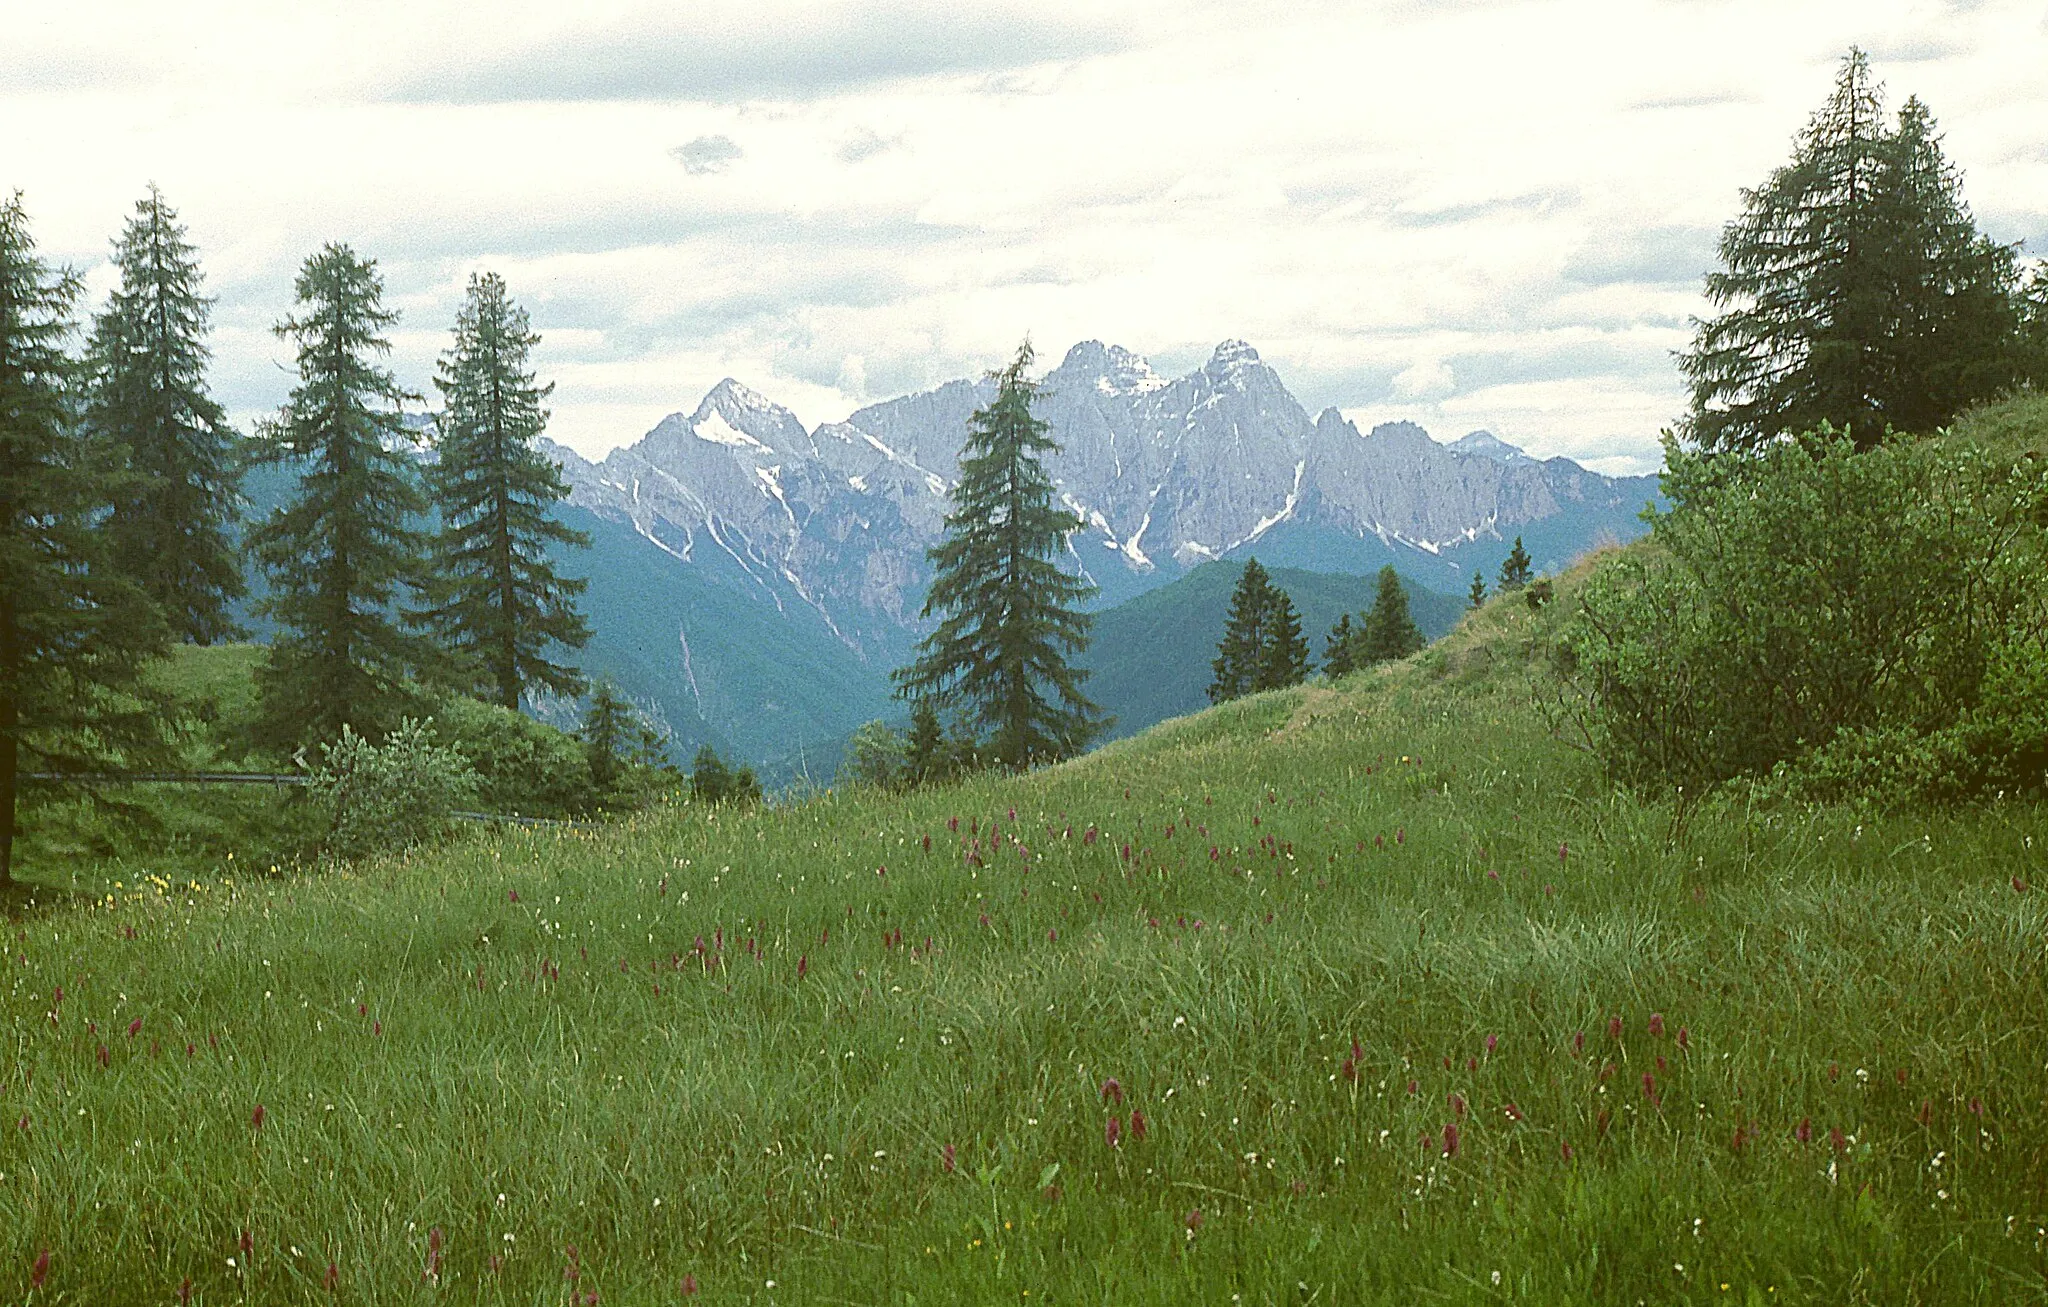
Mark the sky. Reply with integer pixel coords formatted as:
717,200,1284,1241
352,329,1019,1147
5,1,2045,477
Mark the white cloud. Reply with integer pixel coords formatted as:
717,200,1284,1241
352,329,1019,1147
3,0,2044,466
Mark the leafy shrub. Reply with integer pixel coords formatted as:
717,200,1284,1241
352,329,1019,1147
310,718,479,861
431,696,594,817
839,720,908,790
1563,428,2048,802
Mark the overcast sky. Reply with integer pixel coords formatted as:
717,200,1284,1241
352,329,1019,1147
6,0,2045,475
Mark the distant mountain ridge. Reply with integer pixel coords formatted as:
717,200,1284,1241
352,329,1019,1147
549,339,1659,673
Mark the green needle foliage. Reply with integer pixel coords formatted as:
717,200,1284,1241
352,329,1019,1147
1210,558,1311,699
894,342,1103,770
247,245,431,752
1497,536,1533,592
1322,613,1356,678
418,272,590,711
1468,571,1486,609
0,194,168,887
1358,565,1425,666
1682,49,2027,452
83,185,245,645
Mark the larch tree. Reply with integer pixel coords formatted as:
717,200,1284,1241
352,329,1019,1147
1681,49,2025,451
417,272,590,711
894,342,1103,769
247,244,431,751
84,185,245,645
0,194,167,887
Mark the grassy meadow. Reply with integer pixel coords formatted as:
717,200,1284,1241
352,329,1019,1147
3,589,2046,1304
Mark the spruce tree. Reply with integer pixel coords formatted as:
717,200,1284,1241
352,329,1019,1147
1499,537,1533,592
893,342,1103,769
84,186,245,645
1255,585,1310,691
418,272,590,710
0,194,168,887
247,244,431,751
1681,50,2024,451
689,743,733,804
581,679,634,794
1468,571,1487,609
1209,558,1273,703
904,698,946,787
1359,565,1425,665
1324,613,1357,678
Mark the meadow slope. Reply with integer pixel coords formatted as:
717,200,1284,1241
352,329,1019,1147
3,591,2045,1304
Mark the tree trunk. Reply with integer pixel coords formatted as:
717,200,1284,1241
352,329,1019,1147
0,594,18,889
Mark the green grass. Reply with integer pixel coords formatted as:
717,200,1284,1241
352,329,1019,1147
3,592,2046,1304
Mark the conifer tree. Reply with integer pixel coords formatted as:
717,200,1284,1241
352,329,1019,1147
418,272,590,710
1209,557,1273,703
1681,50,2024,451
1468,571,1487,609
904,697,946,787
84,186,244,644
1359,565,1425,665
1498,537,1533,592
0,194,168,887
1324,613,1357,678
894,342,1102,769
581,679,636,794
689,743,733,804
1255,585,1310,692
247,244,431,750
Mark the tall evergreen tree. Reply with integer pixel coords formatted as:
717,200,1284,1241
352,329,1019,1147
1209,557,1274,703
1324,613,1357,678
1498,537,1533,592
581,679,635,794
247,244,430,751
904,697,946,788
1255,585,1310,692
418,272,590,710
83,185,244,644
1359,565,1425,665
1681,50,2024,451
0,194,168,887
1468,570,1487,609
893,342,1103,769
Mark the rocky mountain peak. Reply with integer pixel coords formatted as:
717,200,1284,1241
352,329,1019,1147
1449,429,1536,464
692,378,813,458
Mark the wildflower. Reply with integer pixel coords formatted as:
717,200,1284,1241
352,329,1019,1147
240,1231,254,1257
1449,1093,1466,1118
178,1277,193,1303
97,1043,109,1067
1572,1030,1585,1055
1829,1127,1847,1154
1969,1097,1984,1117
1647,1013,1665,1038
1185,1208,1204,1232
682,1274,699,1296
1596,1109,1611,1137
508,890,519,903
1558,841,1568,862
1560,1140,1574,1161
2014,876,2027,893
1047,929,1057,943
251,1104,266,1131
1894,1068,1907,1086
1641,1072,1657,1104
1504,1102,1524,1122
1101,1077,1124,1106
1442,1122,1460,1157
31,1249,50,1289
1918,1099,1933,1127
1405,1078,1418,1096
1607,1016,1623,1041
127,1017,142,1039
1827,1062,1840,1083
1676,1026,1690,1051
1105,1114,1122,1147
1396,828,1405,845
1484,1033,1498,1055
797,955,808,979
1794,1117,1812,1144
1130,1109,1148,1140
942,1143,956,1173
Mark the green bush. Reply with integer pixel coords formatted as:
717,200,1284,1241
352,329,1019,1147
431,696,594,818
690,744,761,807
838,720,908,791
1564,428,2048,802
310,718,480,861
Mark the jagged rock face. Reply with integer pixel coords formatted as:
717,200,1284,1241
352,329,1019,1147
546,340,1659,660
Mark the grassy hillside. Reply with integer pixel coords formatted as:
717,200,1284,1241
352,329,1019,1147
3,568,2044,1302
1080,560,1466,741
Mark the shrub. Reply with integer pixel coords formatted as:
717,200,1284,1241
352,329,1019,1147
310,718,479,861
839,720,908,791
432,696,594,818
1563,428,2048,801
690,744,761,808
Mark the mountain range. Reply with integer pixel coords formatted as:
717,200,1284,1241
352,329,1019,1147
538,338,1661,773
